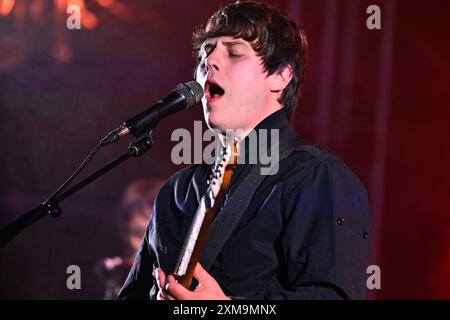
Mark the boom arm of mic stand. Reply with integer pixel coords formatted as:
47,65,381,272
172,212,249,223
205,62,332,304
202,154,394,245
0,133,154,248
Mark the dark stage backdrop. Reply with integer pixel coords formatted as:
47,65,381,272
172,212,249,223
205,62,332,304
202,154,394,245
0,0,449,299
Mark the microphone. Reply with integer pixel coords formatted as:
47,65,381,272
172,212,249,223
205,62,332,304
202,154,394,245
102,81,203,146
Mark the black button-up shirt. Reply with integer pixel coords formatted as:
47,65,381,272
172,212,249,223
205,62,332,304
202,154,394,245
118,109,371,300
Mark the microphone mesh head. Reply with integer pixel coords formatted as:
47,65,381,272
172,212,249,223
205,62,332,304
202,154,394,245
176,81,204,108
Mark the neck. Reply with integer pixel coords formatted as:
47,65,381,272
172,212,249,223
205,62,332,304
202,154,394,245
217,104,284,146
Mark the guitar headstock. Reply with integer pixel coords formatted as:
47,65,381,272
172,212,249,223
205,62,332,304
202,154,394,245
205,141,239,206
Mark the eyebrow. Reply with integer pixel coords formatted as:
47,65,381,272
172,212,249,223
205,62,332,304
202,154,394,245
222,41,249,48
202,40,250,52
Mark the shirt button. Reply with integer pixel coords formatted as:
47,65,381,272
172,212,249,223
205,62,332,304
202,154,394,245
337,217,345,225
362,230,368,239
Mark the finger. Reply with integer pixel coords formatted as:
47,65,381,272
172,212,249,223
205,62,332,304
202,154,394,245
193,263,211,285
165,275,194,300
157,290,176,301
155,268,166,291
157,290,166,300
165,293,176,300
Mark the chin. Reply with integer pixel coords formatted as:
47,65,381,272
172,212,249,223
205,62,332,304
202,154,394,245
206,117,225,133
203,107,222,131
204,103,241,133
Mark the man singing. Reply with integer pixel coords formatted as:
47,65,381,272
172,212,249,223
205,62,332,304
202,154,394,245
119,1,371,300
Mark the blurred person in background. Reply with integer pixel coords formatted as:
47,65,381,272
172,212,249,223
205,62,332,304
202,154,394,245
95,178,163,300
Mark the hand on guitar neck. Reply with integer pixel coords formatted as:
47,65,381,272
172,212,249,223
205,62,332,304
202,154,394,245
155,263,230,300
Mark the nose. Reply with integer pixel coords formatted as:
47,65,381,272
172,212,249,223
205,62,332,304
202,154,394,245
205,49,220,73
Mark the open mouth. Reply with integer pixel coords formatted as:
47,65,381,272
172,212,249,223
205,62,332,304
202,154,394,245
206,81,225,99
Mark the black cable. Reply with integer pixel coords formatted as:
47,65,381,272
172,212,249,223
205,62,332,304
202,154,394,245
44,139,105,203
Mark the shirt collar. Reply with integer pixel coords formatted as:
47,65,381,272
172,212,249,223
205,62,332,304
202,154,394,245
251,108,289,132
235,108,291,166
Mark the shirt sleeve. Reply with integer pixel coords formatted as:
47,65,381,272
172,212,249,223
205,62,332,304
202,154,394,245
117,223,156,300
255,158,371,300
117,165,207,300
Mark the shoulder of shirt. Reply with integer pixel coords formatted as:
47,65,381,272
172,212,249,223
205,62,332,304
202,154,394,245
280,143,364,190
289,143,341,162
280,143,343,175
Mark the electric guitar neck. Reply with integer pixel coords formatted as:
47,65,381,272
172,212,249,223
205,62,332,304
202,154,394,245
173,141,238,289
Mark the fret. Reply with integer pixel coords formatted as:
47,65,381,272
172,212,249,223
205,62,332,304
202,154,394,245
173,141,238,288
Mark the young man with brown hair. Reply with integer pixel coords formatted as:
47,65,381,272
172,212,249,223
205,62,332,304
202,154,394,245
119,1,370,300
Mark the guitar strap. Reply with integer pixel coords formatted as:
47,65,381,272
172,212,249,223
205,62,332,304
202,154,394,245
200,137,308,271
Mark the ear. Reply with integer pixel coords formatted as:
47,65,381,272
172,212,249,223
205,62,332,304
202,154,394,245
268,64,293,93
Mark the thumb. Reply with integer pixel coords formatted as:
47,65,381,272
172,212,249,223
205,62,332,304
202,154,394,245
193,263,212,285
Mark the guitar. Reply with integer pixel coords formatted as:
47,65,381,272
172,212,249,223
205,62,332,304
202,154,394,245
173,141,239,289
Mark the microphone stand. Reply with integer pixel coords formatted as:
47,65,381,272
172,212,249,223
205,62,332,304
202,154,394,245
0,132,154,248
